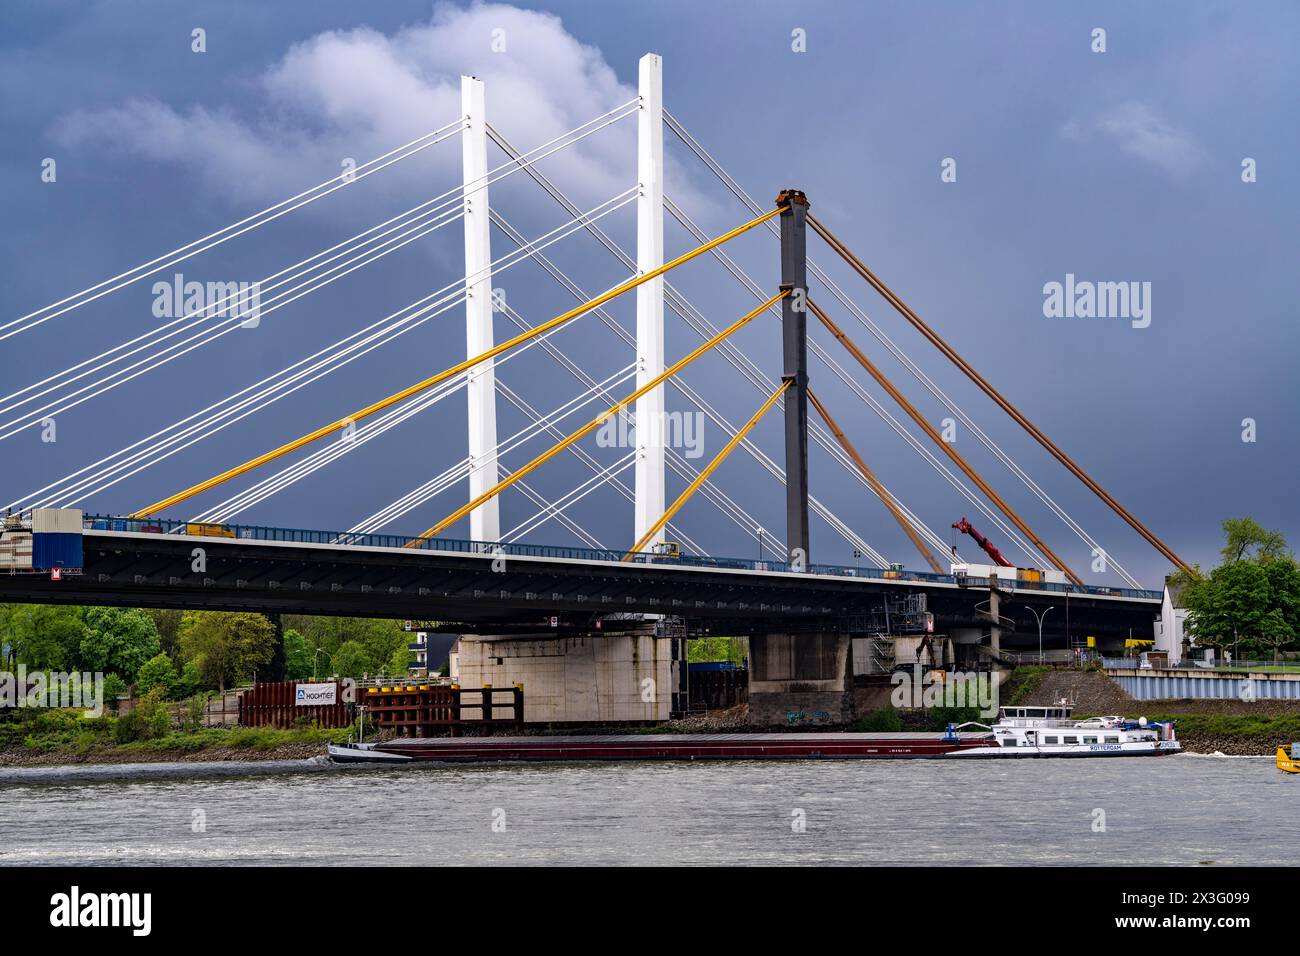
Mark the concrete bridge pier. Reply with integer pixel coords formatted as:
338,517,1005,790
747,631,855,726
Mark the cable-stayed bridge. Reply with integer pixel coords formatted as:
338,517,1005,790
0,56,1182,719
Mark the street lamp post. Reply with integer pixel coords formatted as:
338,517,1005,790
1027,606,1055,665
313,647,332,680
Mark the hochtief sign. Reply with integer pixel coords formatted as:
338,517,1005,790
295,682,337,706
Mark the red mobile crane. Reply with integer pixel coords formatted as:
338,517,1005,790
951,517,1014,568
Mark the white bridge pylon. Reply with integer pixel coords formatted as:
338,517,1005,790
461,75,500,543
459,55,667,548
634,53,666,550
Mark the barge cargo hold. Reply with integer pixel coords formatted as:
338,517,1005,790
360,732,997,763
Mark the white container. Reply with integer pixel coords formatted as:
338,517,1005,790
32,507,83,534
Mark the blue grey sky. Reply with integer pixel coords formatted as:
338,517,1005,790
1,0,1296,588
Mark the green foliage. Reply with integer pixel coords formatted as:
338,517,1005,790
687,636,748,665
135,652,177,698
385,645,411,677
281,615,411,677
331,640,369,679
2,702,351,756
1183,521,1300,656
145,609,184,659
282,628,314,681
1150,712,1300,740
1004,666,1050,706
922,705,985,731
178,611,277,691
180,693,210,732
0,604,87,670
79,607,161,681
1220,517,1290,564
853,706,903,732
101,673,128,713
172,657,204,699
113,688,171,743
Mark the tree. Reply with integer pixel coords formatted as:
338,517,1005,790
178,612,277,692
1220,517,1289,564
386,645,411,676
282,628,314,681
331,640,369,680
1184,520,1300,658
136,653,178,698
101,674,128,714
79,608,161,681
175,657,205,698
0,604,86,671
144,609,184,660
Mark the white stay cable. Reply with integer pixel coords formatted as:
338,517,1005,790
664,109,1142,588
185,190,637,522
2,192,469,414
1,118,466,341
10,189,635,513
486,127,893,564
504,453,635,544
665,194,1012,563
665,193,1052,565
1,184,634,441
12,284,468,513
490,220,771,558
2,106,640,421
491,335,707,554
0,203,468,442
489,205,860,563
345,365,637,536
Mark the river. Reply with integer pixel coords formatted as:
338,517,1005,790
0,754,1293,866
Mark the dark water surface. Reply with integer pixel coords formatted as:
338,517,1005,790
0,754,1293,865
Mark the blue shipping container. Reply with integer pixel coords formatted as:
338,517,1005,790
32,532,82,570
688,661,745,673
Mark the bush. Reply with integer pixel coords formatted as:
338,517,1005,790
136,653,177,698
113,688,172,743
854,706,903,732
101,674,128,714
180,693,209,732
174,658,205,698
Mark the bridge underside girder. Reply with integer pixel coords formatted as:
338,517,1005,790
0,532,1157,642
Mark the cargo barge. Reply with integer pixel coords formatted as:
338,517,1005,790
331,732,998,763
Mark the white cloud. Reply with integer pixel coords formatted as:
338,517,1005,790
1063,101,1203,177
52,3,691,215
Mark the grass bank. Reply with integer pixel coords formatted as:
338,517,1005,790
0,708,353,766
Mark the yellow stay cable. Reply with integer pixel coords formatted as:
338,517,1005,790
625,379,791,560
407,291,788,545
131,205,786,519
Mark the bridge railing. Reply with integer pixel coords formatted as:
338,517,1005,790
81,514,1162,601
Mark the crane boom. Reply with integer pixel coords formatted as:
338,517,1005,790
952,517,1014,568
